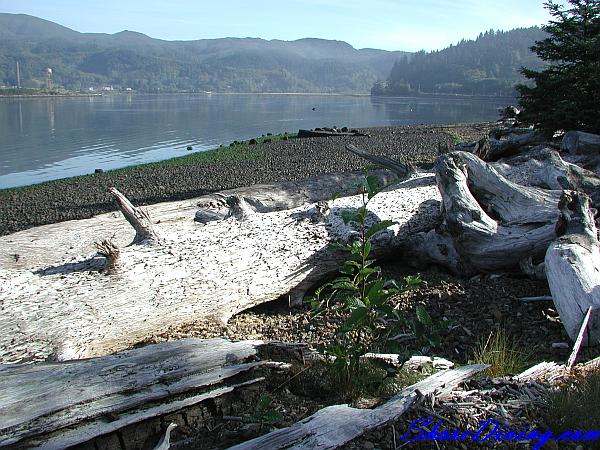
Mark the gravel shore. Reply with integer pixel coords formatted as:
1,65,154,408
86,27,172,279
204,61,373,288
0,123,492,236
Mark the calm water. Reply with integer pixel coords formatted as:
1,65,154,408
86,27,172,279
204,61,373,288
0,94,511,188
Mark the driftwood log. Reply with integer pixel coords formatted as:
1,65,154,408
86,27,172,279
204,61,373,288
561,130,600,155
0,171,395,273
194,169,398,223
493,147,600,205
345,144,415,179
455,130,545,162
0,338,272,449
298,128,369,138
545,191,600,345
0,173,440,364
357,150,562,275
343,144,566,275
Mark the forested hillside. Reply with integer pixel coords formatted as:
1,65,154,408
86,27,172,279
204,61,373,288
372,28,547,97
0,14,407,93
1,15,549,96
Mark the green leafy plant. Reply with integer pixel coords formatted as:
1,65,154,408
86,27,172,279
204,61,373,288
306,172,439,398
410,303,442,348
